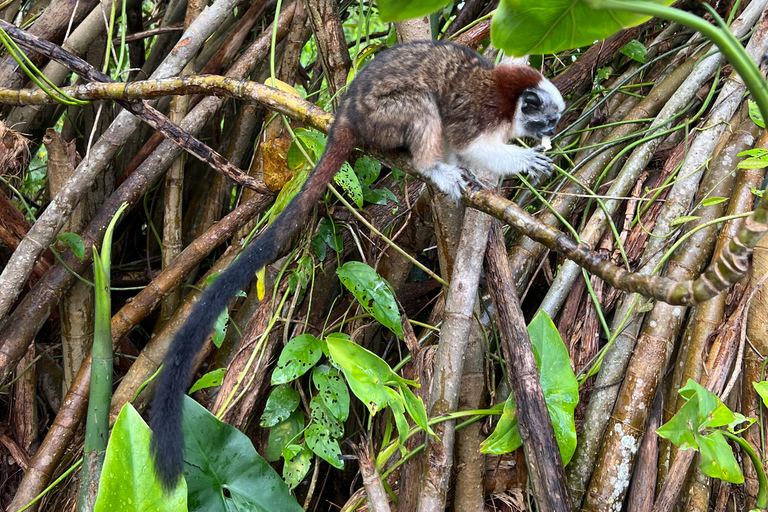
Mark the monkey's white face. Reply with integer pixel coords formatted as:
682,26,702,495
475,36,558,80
512,79,565,142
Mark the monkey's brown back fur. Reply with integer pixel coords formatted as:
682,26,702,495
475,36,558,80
336,41,543,158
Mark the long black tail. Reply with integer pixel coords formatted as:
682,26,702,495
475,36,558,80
149,123,357,489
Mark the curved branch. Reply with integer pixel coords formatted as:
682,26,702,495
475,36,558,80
0,78,762,307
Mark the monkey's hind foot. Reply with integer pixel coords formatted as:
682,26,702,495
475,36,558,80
458,168,488,197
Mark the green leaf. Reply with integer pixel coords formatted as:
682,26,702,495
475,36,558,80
377,0,453,22
326,332,404,416
266,410,304,463
282,443,312,490
310,395,344,438
181,397,303,512
620,39,647,63
401,385,436,437
271,166,311,222
698,431,744,484
57,232,85,259
491,0,671,57
306,423,344,468
189,368,226,394
481,311,578,465
749,100,766,128
318,218,343,253
311,234,327,261
335,161,364,208
670,215,700,227
679,379,734,429
480,395,521,454
272,334,324,385
211,308,229,348
596,66,611,82
297,128,327,158
354,156,381,184
526,311,578,463
738,148,768,158
363,187,398,205
753,381,768,408
728,412,755,434
337,261,403,339
738,157,768,170
312,365,350,422
261,385,301,427
287,128,327,169
656,393,700,450
701,197,728,207
385,387,410,447
95,404,187,512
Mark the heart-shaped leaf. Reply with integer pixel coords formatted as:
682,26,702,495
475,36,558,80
272,334,324,385
261,385,301,427
377,0,453,22
491,0,671,57
481,311,577,465
181,397,303,512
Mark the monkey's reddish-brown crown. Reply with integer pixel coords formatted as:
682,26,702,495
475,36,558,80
492,65,546,119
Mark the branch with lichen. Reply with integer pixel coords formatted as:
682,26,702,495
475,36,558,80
0,20,271,194
0,77,763,307
0,75,333,131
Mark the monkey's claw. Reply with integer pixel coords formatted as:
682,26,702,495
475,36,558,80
526,145,554,181
459,168,488,194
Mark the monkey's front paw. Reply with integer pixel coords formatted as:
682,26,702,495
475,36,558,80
525,146,554,181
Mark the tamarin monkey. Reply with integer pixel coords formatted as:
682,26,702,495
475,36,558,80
150,40,564,488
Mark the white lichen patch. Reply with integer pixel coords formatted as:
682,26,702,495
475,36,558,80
541,136,552,150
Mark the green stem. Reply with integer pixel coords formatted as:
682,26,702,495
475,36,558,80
591,0,768,128
722,430,768,508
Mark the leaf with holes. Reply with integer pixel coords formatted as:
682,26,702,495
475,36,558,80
283,443,312,490
261,385,301,427
355,156,381,184
306,424,343,469
272,334,325,385
337,261,403,339
335,161,363,208
312,365,350,422
310,396,343,438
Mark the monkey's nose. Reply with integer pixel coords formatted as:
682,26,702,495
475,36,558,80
541,126,556,136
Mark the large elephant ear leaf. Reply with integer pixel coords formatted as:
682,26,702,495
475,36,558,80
491,0,672,57
377,0,453,22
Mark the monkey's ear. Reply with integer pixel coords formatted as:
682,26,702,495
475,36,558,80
497,53,529,67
